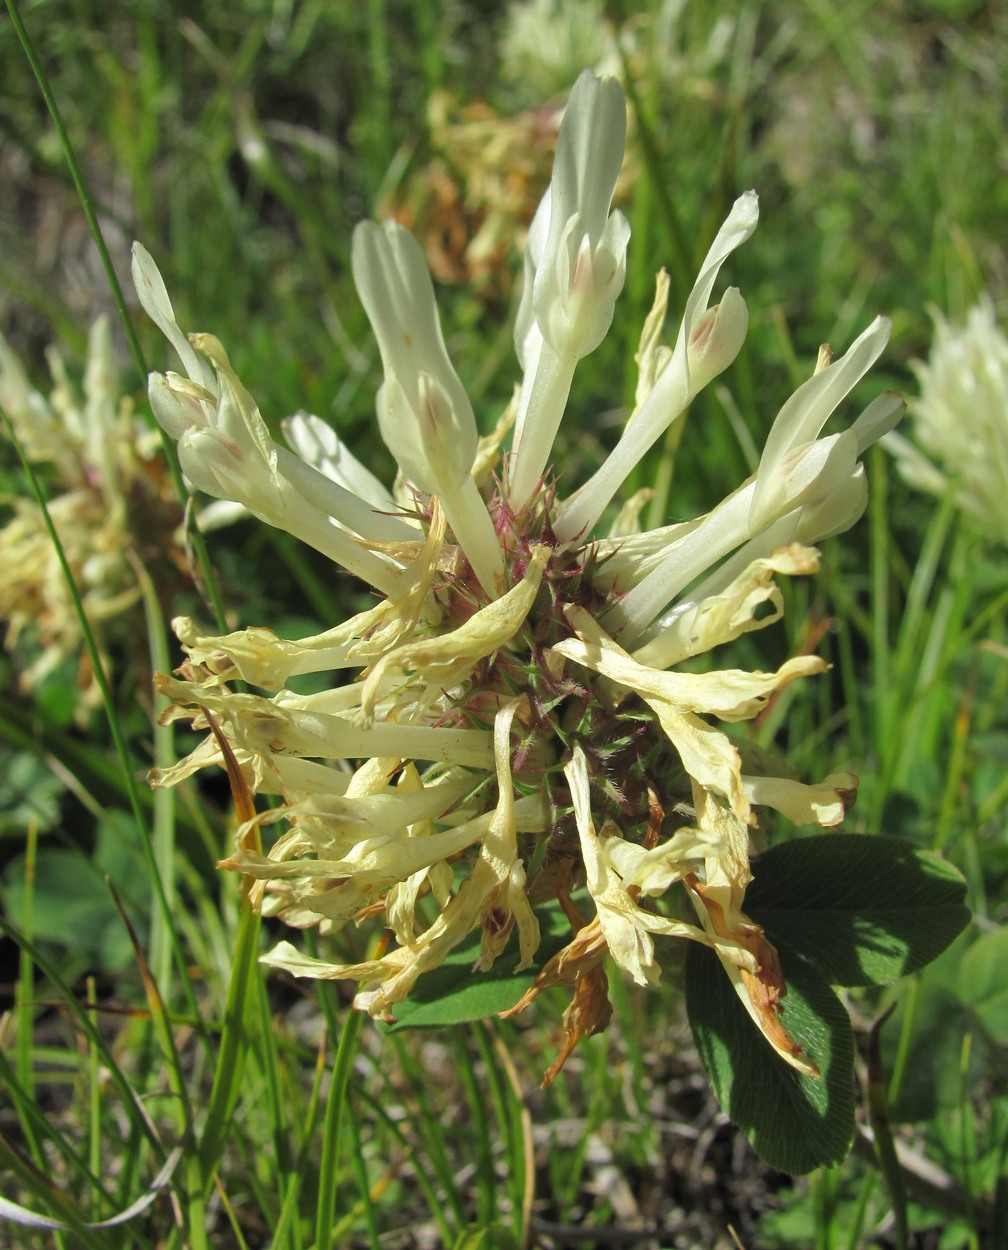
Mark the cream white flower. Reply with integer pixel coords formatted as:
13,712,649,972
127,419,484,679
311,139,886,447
508,70,630,509
0,319,181,715
142,70,900,1076
500,0,736,104
886,297,1008,544
351,220,505,596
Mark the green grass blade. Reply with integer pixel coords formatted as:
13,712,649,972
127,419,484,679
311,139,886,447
387,1032,466,1230
14,821,37,1099
0,918,164,1155
454,1029,496,1228
196,897,263,1181
5,0,229,633
0,1048,95,1250
314,1003,365,1250
86,978,101,1185
0,409,204,1034
866,1009,909,1250
134,555,179,1000
270,1035,329,1250
0,1134,111,1250
346,1101,380,1250
353,1082,455,1248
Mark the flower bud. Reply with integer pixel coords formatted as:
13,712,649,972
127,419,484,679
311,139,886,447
148,371,212,440
177,425,246,500
537,210,631,360
686,286,748,394
131,243,215,392
507,72,629,507
375,369,473,498
352,220,478,496
530,72,629,362
794,464,869,542
749,316,892,531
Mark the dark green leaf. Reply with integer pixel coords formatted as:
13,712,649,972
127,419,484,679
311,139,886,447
0,749,64,836
686,944,855,1174
883,923,1008,1123
0,848,132,971
35,664,80,729
879,932,978,1121
959,926,1008,1043
745,834,969,986
381,905,572,1032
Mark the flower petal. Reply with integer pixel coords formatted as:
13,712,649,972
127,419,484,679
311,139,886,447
633,544,820,670
554,191,758,542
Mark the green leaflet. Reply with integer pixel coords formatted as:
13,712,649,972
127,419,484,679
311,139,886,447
884,926,1007,1122
687,833,969,1171
744,833,970,986
686,944,855,1174
959,925,1008,1043
385,833,969,1173
380,904,572,1032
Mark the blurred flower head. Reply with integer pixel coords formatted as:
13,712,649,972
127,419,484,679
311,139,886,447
141,71,900,1077
387,3,732,297
500,0,734,103
886,297,1008,544
0,319,182,715
383,91,565,294
501,0,618,97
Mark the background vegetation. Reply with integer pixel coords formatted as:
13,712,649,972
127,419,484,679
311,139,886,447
0,0,1006,1246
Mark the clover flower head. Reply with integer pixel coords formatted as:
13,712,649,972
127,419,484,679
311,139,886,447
140,71,901,1076
393,3,733,300
886,297,1008,545
381,89,566,294
500,0,735,103
0,319,179,713
501,0,619,97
